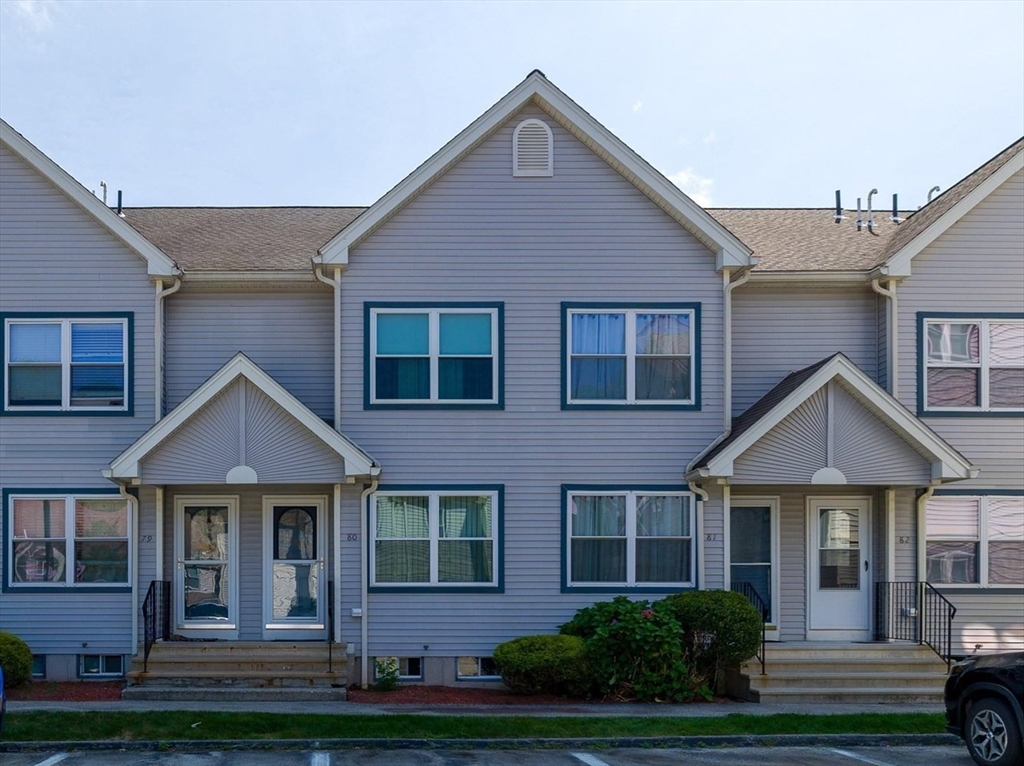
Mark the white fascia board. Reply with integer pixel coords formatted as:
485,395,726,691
884,151,1024,277
703,355,974,480
748,270,870,284
319,73,750,268
108,353,380,479
0,120,180,278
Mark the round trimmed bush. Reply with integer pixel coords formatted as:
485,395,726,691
492,634,591,697
0,631,33,689
658,590,762,692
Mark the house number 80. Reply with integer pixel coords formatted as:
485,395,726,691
347,534,359,542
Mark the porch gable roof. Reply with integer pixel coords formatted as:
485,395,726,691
688,354,976,484
106,353,380,482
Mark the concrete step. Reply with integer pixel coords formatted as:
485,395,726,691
747,671,948,690
127,669,346,688
742,657,948,675
751,686,944,704
122,685,348,702
761,644,941,660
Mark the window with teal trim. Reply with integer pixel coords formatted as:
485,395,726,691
567,308,695,405
371,491,498,587
923,318,1023,412
370,308,498,404
4,317,129,412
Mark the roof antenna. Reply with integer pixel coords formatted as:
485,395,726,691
866,188,878,234
927,185,940,203
100,180,108,205
834,190,847,224
855,197,863,231
890,193,902,224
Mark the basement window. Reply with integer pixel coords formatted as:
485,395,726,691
457,656,500,680
79,654,124,678
373,656,423,681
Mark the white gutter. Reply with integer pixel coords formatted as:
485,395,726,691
313,263,343,431
916,486,935,582
333,483,343,647
118,482,140,656
360,478,379,688
871,278,898,401
155,486,164,582
885,488,896,582
154,278,181,422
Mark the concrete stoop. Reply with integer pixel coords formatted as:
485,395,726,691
729,642,949,704
124,640,348,702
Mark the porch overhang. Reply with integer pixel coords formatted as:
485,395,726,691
106,353,380,483
687,354,976,485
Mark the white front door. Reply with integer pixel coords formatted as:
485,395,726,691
174,497,239,639
262,496,327,639
807,497,872,640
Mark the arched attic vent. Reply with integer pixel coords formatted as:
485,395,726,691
513,119,553,177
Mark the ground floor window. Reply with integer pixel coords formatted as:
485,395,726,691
374,657,423,681
79,654,124,678
926,494,1024,586
565,487,693,588
457,656,499,679
31,655,46,679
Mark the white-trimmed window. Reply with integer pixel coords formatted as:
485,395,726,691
80,654,124,677
926,495,1024,586
374,656,423,681
3,316,130,412
457,656,499,679
7,494,131,588
371,490,499,588
923,318,1024,412
368,306,500,405
567,489,694,587
565,306,697,406
512,119,553,177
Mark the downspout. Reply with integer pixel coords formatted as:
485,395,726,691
360,478,379,688
723,268,751,430
155,487,164,582
313,263,342,431
154,278,181,422
871,278,898,401
687,480,709,589
916,486,935,582
119,483,140,656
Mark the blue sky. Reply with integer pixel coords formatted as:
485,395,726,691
1,0,1022,209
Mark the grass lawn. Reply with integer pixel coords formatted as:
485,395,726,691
1,711,946,742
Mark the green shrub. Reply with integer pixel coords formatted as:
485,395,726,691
658,590,762,693
559,596,703,702
0,631,33,689
373,657,400,692
492,634,591,697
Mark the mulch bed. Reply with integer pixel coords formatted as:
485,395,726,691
346,685,584,705
6,681,124,702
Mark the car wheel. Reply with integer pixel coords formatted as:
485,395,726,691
965,697,1023,766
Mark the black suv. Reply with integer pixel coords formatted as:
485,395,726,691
944,651,1024,766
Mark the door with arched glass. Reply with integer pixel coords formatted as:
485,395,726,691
262,496,327,639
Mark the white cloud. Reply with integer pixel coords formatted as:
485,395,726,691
632,100,642,113
668,168,715,206
4,0,57,32
703,130,717,145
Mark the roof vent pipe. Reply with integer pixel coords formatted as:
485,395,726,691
117,190,124,217
834,190,846,224
100,180,108,205
891,193,902,224
927,185,940,203
856,197,863,231
866,188,878,233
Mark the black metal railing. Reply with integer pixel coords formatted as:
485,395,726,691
874,581,957,669
731,581,769,675
142,579,171,672
327,580,335,673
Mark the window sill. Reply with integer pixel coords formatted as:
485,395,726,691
369,584,503,594
1,409,134,417
562,402,700,411
2,585,132,594
561,584,697,594
919,409,1024,418
365,402,503,411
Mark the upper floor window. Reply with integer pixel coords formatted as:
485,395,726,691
926,494,1023,587
565,488,695,590
512,119,553,177
563,304,700,408
3,314,131,414
5,492,131,590
366,304,502,408
922,315,1023,414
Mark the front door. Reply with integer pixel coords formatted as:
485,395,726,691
807,497,872,639
729,498,779,640
262,496,327,639
174,497,239,639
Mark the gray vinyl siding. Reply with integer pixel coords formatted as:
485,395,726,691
894,489,918,580
0,142,156,655
336,104,725,656
142,379,346,484
896,167,1024,489
732,284,878,416
941,595,1024,654
164,288,334,420
731,382,932,485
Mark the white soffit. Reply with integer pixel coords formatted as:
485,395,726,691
318,72,751,270
0,119,180,278
107,353,380,480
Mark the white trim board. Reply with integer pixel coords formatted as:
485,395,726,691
318,71,751,272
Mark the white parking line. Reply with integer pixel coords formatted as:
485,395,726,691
310,753,330,766
830,749,898,766
571,754,611,766
33,755,70,766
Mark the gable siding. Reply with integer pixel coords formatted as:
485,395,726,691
732,285,878,416
0,142,156,655
336,104,725,655
896,167,1024,489
164,289,334,420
